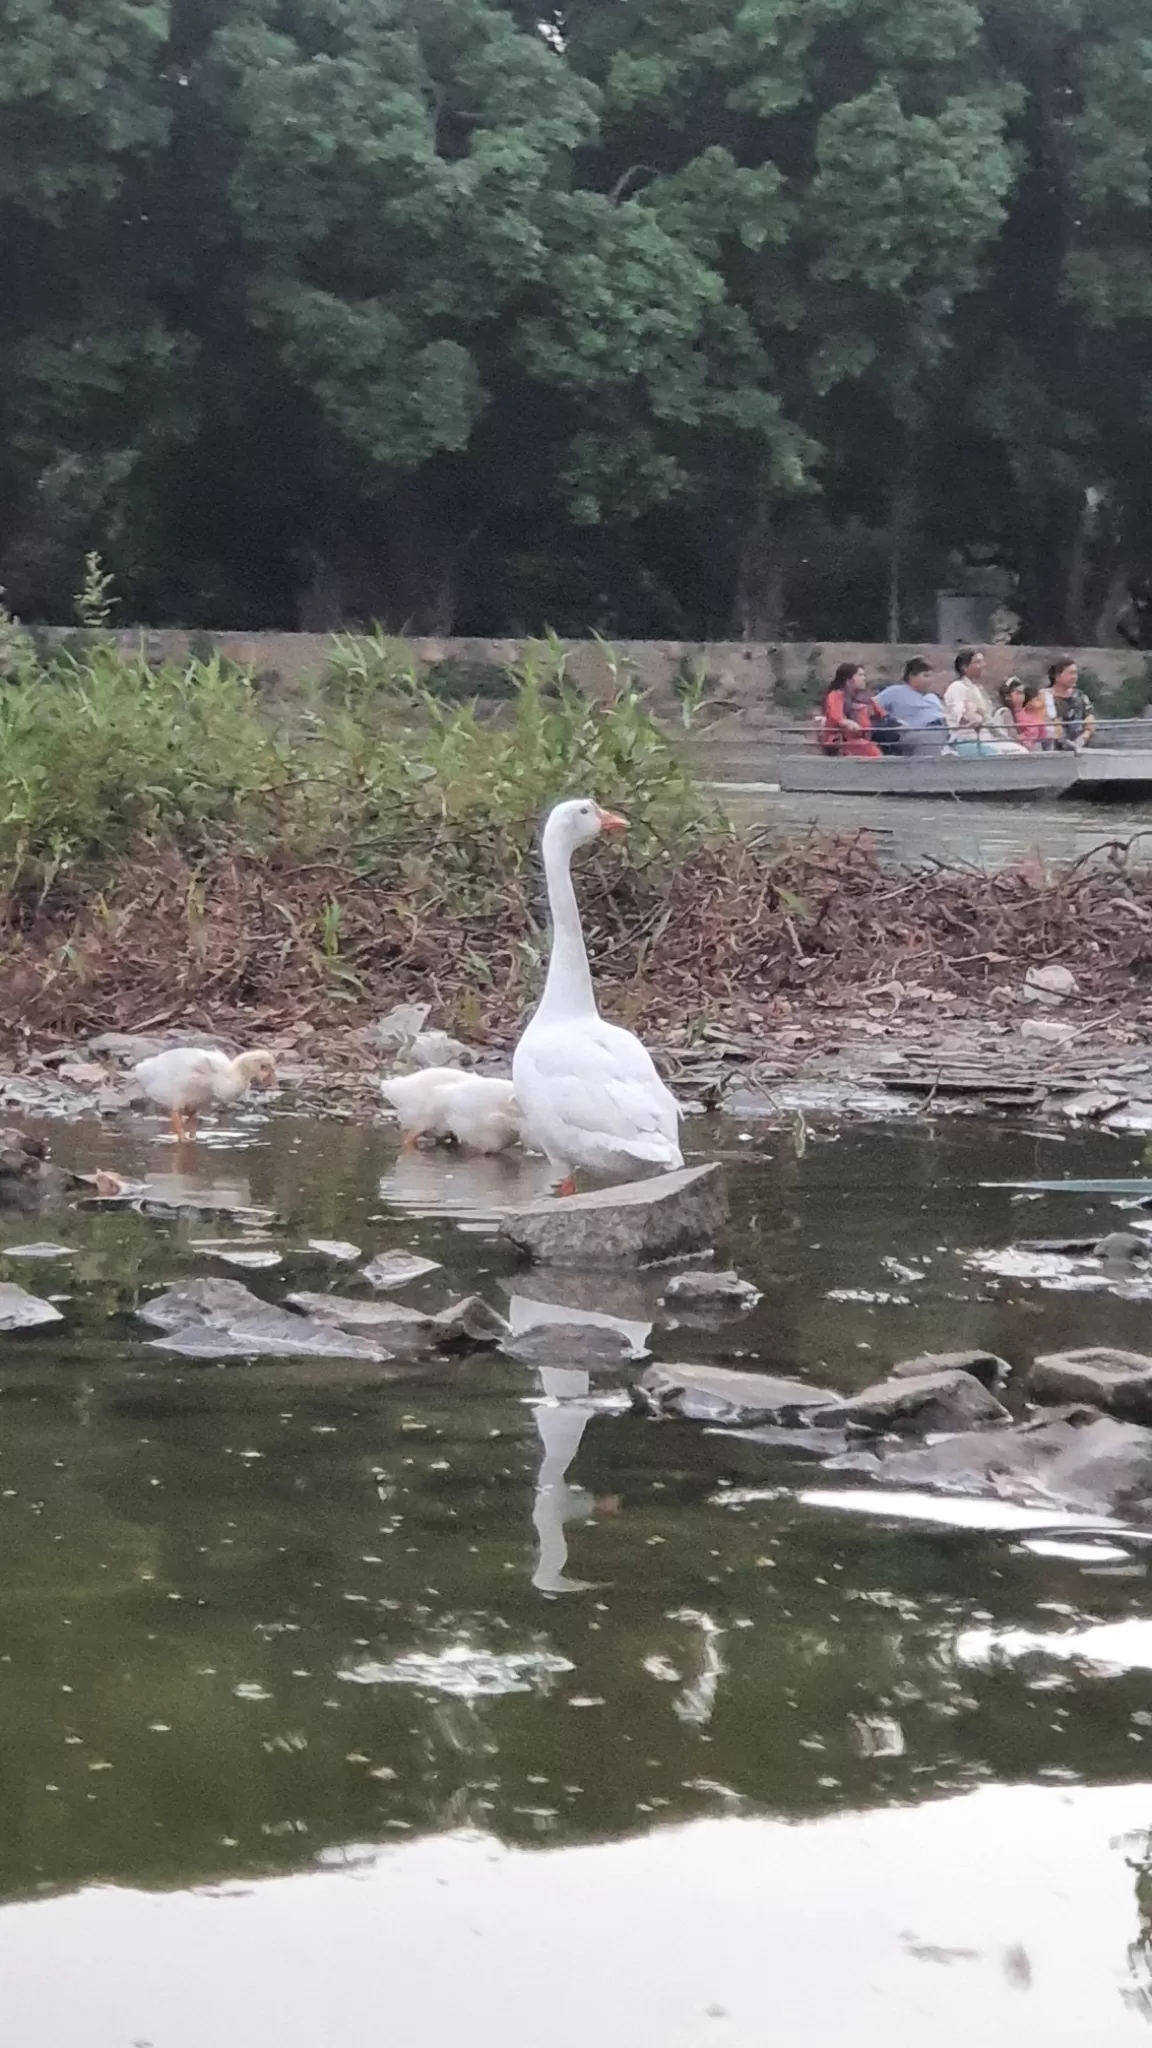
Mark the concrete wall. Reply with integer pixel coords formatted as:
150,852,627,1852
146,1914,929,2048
94,629,1149,728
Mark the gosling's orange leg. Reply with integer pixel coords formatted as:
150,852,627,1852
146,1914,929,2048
555,1174,577,1198
169,1108,187,1141
401,1130,421,1152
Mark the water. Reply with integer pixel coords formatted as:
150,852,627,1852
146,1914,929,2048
7,1104,1152,2042
682,734,1152,869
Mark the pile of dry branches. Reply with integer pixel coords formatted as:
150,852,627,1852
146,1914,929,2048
3,831,1150,1046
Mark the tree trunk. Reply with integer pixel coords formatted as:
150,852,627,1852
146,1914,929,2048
733,502,785,640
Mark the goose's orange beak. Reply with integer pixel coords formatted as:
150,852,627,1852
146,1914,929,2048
596,807,628,832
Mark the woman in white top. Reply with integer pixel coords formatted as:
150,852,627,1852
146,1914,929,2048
944,649,1026,755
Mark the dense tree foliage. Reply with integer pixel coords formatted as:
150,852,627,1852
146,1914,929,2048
1,0,1150,639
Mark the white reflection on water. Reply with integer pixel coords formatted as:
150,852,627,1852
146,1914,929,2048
6,1787,1152,2045
956,1619,1152,1675
337,1642,574,1697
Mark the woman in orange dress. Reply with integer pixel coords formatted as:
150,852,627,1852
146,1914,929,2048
818,663,883,758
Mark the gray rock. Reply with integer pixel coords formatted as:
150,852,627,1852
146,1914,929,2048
0,1282,64,1331
502,1322,634,1371
662,1269,760,1309
359,1252,442,1290
1029,1347,1152,1422
501,1163,727,1267
812,1369,1010,1435
150,1306,388,1362
888,1348,1010,1391
427,1296,509,1348
2,1242,72,1261
137,1277,267,1331
874,1407,1152,1519
634,1361,838,1426
286,1291,430,1335
306,1239,361,1263
1098,1232,1151,1264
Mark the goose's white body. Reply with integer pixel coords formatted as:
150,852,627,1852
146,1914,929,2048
130,1047,277,1135
380,1068,521,1153
512,800,682,1186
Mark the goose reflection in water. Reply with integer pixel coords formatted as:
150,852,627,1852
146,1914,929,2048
376,1143,553,1220
508,1287,651,1597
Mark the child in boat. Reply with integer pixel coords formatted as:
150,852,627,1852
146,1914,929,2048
1015,681,1051,750
818,663,883,758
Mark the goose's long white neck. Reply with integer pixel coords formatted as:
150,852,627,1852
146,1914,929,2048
535,828,599,1023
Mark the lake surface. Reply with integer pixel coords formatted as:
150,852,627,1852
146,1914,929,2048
6,1102,1152,2043
683,734,1152,870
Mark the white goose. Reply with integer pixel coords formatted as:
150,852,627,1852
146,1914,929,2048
512,799,683,1194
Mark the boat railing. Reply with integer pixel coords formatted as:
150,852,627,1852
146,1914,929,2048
768,715,1152,758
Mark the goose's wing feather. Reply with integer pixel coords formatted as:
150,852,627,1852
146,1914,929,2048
517,1019,681,1162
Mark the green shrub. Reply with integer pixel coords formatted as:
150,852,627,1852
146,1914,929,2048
0,630,716,913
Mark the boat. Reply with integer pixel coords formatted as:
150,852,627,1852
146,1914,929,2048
777,720,1152,800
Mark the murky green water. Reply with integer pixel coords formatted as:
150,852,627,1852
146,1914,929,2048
6,1103,1152,2043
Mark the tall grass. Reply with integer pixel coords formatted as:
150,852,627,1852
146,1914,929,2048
0,617,716,917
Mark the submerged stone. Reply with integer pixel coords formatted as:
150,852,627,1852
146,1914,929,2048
0,1282,64,1331
359,1252,442,1290
887,1349,1010,1390
662,1269,761,1309
635,1361,837,1426
2,1242,72,1261
1029,1347,1152,1422
502,1322,634,1371
871,1407,1152,1519
812,1369,1010,1436
286,1291,429,1334
427,1296,508,1348
137,1277,267,1330
306,1239,361,1263
150,1306,388,1362
501,1164,727,1267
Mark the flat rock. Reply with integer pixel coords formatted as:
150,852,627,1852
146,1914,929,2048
195,1245,282,1271
662,1269,761,1309
360,1252,442,1290
1029,1347,1152,1422
286,1291,429,1334
634,1361,838,1426
888,1348,1009,1391
872,1407,1152,1519
812,1369,1010,1435
501,1164,727,1267
2,1241,72,1261
0,1282,64,1331
306,1239,361,1263
502,1322,634,1371
137,1277,266,1331
150,1306,388,1362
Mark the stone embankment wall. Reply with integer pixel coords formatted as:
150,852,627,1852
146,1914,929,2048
91,630,1147,729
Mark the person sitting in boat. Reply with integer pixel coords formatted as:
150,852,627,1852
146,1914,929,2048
818,663,883,757
1015,680,1052,749
874,658,948,754
1048,659,1096,752
943,649,1026,756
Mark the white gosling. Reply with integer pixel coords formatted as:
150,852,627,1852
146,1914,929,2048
379,1068,521,1154
131,1047,277,1141
512,798,682,1194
